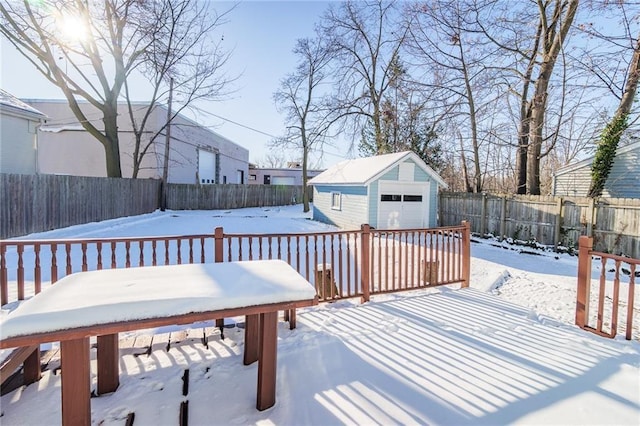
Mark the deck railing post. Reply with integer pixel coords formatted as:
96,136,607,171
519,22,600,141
1,242,7,306
214,227,224,263
575,235,593,328
461,221,471,288
360,224,371,303
214,227,225,330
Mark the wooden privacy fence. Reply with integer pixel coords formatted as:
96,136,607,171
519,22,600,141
0,173,311,239
575,236,638,340
439,192,640,258
0,174,160,240
0,223,471,307
168,183,309,210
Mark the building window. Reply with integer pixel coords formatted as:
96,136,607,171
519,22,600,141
264,175,271,185
381,194,402,202
403,195,422,202
249,174,257,181
331,192,342,210
223,176,227,184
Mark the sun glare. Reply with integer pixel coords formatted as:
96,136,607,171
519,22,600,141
56,13,88,42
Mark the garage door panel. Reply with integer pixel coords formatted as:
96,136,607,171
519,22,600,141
377,181,429,229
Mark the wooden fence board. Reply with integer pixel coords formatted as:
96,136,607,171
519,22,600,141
439,192,640,258
1,174,311,239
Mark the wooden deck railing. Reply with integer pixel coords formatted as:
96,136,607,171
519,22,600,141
1,222,471,307
576,235,638,340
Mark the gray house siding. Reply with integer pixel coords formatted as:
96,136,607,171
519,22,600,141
313,185,368,229
602,148,640,198
0,113,38,174
554,143,640,198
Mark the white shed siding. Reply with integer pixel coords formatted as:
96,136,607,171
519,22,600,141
415,166,440,226
313,186,368,229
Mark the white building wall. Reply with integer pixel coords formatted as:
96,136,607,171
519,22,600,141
0,113,38,174
248,168,324,185
24,100,248,184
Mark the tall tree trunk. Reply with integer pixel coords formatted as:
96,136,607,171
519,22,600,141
588,33,640,198
459,132,473,192
103,99,123,178
526,0,579,195
302,136,310,213
459,36,482,193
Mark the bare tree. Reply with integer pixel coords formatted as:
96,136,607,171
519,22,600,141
1,0,146,177
319,0,409,154
273,37,335,212
406,0,499,193
124,1,234,179
525,0,579,195
583,2,640,197
0,0,233,179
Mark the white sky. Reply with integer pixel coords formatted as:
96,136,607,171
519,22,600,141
1,205,639,425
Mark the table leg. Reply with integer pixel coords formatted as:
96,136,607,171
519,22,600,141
288,309,297,330
97,334,119,395
256,311,277,411
60,338,91,426
244,314,260,365
23,346,41,385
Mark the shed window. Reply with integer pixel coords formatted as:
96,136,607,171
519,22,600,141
381,194,402,202
331,192,342,210
403,195,422,202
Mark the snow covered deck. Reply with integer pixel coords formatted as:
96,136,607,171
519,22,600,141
1,287,638,425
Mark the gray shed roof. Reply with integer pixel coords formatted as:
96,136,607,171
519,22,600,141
309,151,447,187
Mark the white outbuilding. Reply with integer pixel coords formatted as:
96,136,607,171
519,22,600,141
308,151,447,230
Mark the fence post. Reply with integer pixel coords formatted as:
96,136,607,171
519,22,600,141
360,224,371,303
575,235,593,328
586,197,596,237
461,221,471,288
554,197,563,251
499,196,507,242
0,242,7,306
480,193,488,236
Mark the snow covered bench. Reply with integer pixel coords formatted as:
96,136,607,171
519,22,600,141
0,260,317,426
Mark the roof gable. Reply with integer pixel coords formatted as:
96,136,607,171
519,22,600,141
309,151,447,187
0,90,46,119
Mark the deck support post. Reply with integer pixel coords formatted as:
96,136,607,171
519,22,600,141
576,236,593,328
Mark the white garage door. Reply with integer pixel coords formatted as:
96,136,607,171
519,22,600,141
198,149,216,184
272,176,295,185
377,181,429,229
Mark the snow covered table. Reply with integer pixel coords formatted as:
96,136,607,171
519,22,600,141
0,260,318,426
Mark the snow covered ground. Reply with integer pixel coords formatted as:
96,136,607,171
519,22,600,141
1,205,639,425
